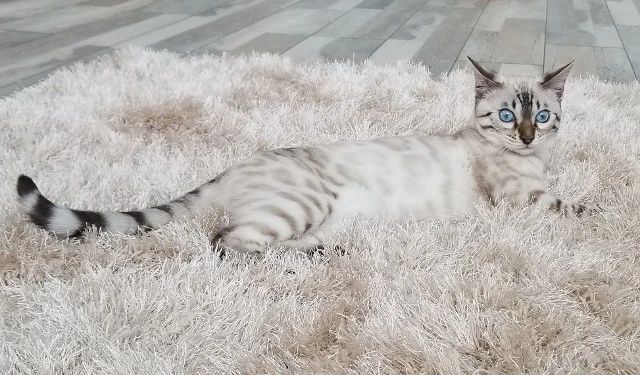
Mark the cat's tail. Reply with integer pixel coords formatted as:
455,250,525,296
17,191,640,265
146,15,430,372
16,175,210,238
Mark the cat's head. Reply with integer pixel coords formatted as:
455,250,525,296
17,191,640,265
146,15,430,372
468,57,572,155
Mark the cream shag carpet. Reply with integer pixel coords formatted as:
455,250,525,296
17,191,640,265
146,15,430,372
1,47,640,374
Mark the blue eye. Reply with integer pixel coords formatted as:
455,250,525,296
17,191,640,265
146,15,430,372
535,110,550,123
498,109,514,122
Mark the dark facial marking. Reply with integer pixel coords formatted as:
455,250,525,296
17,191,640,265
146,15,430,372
515,89,535,144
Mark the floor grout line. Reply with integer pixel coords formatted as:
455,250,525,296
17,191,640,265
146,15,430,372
278,4,358,55
543,0,548,73
604,0,638,80
277,0,430,58
448,1,487,76
104,13,192,48
0,46,113,98
363,0,431,61
192,0,310,54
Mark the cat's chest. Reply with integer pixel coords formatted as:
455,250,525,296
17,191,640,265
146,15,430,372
328,139,478,217
480,152,545,183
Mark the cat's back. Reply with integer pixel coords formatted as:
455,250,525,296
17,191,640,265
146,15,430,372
210,133,483,220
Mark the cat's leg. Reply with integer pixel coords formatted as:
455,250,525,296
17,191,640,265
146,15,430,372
277,231,346,256
277,234,324,254
527,190,596,216
210,225,273,256
497,176,595,216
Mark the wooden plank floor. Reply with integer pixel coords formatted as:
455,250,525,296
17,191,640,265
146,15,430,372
1,0,639,97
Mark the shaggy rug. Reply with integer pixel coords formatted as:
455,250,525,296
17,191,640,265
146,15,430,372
1,47,639,374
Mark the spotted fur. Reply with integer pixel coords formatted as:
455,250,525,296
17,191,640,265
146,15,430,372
16,58,594,254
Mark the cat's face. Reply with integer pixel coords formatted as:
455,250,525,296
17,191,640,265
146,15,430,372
469,57,572,155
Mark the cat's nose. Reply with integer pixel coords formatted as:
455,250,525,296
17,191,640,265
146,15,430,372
520,135,534,145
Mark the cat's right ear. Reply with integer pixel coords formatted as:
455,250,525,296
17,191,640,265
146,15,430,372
467,57,502,100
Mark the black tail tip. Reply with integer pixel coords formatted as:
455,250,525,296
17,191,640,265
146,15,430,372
17,175,39,198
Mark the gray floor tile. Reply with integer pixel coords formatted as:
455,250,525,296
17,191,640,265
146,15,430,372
0,30,46,49
140,0,259,16
617,25,640,76
0,10,157,66
320,37,384,62
284,36,383,63
367,6,442,65
0,6,106,33
227,32,308,55
317,8,381,37
0,1,156,33
201,8,343,51
372,6,482,75
451,58,499,73
427,0,487,8
0,0,86,19
462,18,545,65
498,63,542,78
544,43,636,82
356,0,394,9
115,15,221,48
349,0,425,39
451,59,541,79
547,0,623,47
80,0,132,6
607,0,640,26
293,0,362,9
474,0,546,32
152,0,297,53
85,14,189,46
0,44,107,87
293,0,337,8
0,47,113,98
0,69,53,98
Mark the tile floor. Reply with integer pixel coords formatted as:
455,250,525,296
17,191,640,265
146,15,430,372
1,0,639,97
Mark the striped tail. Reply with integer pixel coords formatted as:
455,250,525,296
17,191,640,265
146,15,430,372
16,175,205,238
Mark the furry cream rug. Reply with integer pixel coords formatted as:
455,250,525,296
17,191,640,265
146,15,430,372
1,47,639,373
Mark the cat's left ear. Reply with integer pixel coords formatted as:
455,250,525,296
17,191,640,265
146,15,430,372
540,61,573,101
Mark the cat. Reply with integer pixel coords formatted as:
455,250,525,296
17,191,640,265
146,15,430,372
16,57,593,254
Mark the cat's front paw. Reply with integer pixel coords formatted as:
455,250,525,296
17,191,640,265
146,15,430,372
570,202,600,217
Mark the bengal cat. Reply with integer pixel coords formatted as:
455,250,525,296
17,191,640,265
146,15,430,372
16,58,593,254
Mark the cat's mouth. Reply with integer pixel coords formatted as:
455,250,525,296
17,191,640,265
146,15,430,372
514,145,536,155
